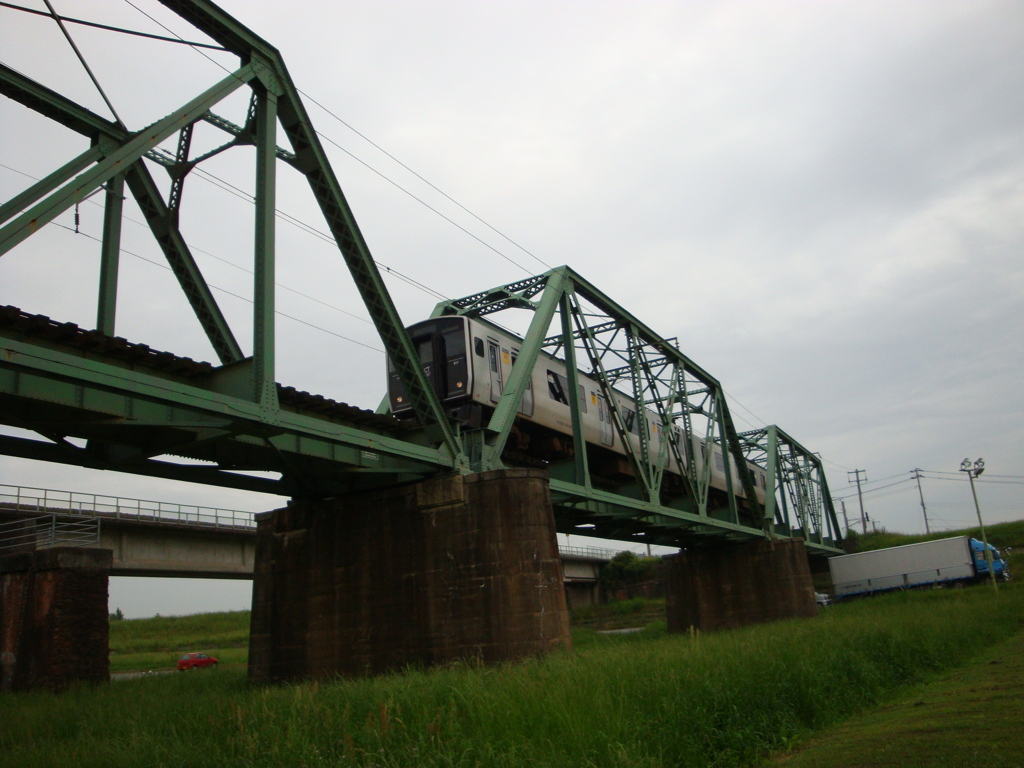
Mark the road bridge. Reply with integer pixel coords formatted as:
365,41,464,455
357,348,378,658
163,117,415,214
1,0,839,689
0,484,615,601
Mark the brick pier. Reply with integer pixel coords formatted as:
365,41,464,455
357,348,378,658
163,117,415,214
249,469,571,683
665,538,817,633
1,547,112,692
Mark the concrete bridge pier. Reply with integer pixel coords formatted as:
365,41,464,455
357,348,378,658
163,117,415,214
665,538,817,633
248,468,571,683
0,547,111,692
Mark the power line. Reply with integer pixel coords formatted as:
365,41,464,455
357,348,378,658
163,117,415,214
123,0,543,281
0,1,225,49
1,161,444,326
298,88,552,273
46,218,384,354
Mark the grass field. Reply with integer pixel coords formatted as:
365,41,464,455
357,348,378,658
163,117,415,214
770,624,1024,768
4,582,1024,767
108,610,250,673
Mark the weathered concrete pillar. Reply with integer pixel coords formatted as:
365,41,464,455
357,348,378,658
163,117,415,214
0,547,112,692
249,469,571,683
665,538,816,633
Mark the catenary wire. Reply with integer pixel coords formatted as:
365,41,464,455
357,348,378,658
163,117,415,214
0,2,225,49
123,0,540,280
45,218,384,353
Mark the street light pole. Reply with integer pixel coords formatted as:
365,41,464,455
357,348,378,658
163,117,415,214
960,458,998,593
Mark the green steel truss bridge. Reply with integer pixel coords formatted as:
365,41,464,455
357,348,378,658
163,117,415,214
0,0,842,556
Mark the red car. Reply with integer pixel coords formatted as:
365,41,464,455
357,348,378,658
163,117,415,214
177,652,218,671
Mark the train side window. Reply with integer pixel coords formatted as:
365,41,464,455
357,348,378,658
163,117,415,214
546,370,569,405
489,345,498,373
578,384,587,413
474,337,484,357
623,408,638,435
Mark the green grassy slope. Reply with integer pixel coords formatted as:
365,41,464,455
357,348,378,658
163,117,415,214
2,583,1020,767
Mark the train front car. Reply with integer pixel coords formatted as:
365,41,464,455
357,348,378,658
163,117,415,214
388,316,473,421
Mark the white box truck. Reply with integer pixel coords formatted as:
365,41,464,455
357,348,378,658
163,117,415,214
828,536,1009,600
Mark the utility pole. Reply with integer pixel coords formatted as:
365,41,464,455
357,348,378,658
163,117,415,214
911,468,931,534
848,469,867,532
960,458,998,593
839,499,851,535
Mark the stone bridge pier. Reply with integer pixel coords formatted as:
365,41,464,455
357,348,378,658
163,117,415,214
665,537,817,633
248,468,572,683
1,547,111,692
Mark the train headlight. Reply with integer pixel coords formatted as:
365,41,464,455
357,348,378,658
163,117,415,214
456,381,463,388
396,397,403,403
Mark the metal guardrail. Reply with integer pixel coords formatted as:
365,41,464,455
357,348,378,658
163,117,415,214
0,514,100,555
0,484,256,530
0,484,629,563
558,545,623,561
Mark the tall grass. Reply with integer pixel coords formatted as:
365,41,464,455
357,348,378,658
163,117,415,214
4,585,1023,768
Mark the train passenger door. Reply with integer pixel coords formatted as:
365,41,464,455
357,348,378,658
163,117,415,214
511,348,534,416
595,393,614,446
487,339,502,403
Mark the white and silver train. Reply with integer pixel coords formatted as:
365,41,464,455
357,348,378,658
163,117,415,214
388,316,767,506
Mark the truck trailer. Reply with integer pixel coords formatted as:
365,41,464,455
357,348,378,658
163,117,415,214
828,536,1009,600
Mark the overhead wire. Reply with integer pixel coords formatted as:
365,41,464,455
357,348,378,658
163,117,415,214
44,217,385,353
297,87,552,273
121,0,541,280
0,161,383,330
0,2,224,49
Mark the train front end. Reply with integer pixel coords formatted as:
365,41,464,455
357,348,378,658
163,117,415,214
387,316,473,421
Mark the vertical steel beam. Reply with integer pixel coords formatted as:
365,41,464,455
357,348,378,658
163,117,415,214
95,173,124,335
762,424,779,525
252,84,278,408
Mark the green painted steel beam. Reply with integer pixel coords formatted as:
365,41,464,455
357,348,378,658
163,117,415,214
123,163,243,364
0,336,447,472
0,63,258,258
0,64,245,363
481,269,565,469
95,173,124,336
251,84,279,409
148,0,463,463
559,290,590,486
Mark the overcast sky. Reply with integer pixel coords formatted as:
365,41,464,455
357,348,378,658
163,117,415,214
2,0,1023,617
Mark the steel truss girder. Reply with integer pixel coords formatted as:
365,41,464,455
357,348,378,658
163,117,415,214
0,334,445,496
1,0,467,477
429,266,842,551
0,61,244,364
738,425,842,547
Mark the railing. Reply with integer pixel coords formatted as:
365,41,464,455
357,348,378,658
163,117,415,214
0,484,256,530
557,545,623,561
0,514,100,555
0,484,633,563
